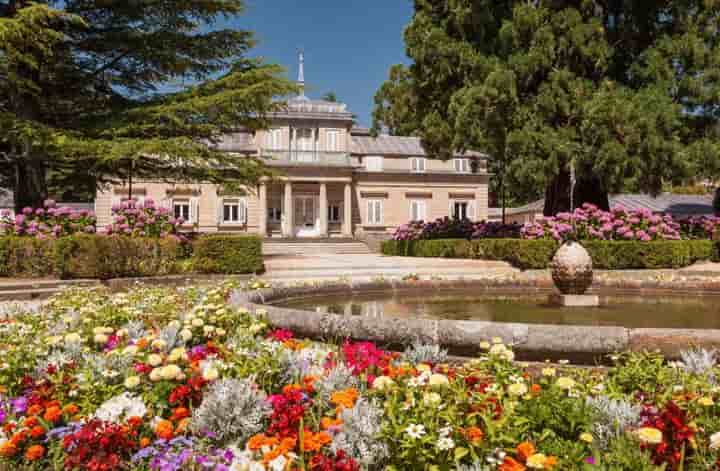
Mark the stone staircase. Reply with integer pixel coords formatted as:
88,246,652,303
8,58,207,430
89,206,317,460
263,238,372,256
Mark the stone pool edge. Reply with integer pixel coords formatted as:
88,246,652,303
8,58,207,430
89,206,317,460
230,278,720,361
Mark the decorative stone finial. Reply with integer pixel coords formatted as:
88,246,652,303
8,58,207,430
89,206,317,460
298,49,305,98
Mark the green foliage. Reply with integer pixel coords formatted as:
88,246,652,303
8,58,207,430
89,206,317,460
0,1,297,210
374,1,720,211
382,239,715,270
191,234,264,274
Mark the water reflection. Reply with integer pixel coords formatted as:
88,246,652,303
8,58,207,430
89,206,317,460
279,292,720,329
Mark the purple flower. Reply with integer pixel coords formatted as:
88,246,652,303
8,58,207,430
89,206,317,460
11,396,28,414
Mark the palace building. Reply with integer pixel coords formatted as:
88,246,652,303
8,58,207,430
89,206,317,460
95,53,490,241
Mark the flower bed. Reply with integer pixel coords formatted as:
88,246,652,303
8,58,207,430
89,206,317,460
0,285,719,470
0,200,95,238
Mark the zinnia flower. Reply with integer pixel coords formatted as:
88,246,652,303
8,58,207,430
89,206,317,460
24,444,44,461
636,427,663,444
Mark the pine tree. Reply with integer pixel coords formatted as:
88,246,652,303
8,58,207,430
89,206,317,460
373,1,720,215
0,1,297,211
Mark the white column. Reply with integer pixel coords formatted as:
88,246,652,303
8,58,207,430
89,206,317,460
319,182,328,237
342,182,352,237
258,182,267,237
283,181,293,237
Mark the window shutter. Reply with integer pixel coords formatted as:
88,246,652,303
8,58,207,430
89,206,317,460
217,198,224,224
189,197,199,224
377,201,383,224
241,200,248,224
367,201,373,224
469,201,476,221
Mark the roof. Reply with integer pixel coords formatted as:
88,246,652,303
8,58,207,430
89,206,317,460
510,193,716,216
268,96,355,121
350,135,486,158
0,188,12,208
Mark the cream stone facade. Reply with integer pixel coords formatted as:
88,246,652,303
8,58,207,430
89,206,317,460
95,54,489,239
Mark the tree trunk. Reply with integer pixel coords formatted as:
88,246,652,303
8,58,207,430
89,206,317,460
14,159,48,212
543,170,610,216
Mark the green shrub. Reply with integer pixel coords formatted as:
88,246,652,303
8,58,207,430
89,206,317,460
381,238,715,269
191,235,264,274
0,235,188,279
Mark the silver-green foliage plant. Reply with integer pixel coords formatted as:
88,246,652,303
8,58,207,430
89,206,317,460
402,341,449,365
586,396,642,449
191,377,270,445
330,398,388,470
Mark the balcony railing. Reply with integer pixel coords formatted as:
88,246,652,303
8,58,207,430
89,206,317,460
261,149,353,167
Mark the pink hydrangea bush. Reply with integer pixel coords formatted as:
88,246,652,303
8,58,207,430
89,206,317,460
521,203,683,241
392,217,522,241
104,198,183,238
0,200,95,238
679,215,720,239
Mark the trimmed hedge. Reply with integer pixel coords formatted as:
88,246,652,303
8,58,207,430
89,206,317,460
0,233,263,279
382,239,720,270
191,234,264,274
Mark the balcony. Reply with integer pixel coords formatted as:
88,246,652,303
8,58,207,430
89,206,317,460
260,149,354,167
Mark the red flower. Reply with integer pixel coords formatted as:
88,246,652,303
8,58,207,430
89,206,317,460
639,402,694,470
63,420,138,471
309,450,360,471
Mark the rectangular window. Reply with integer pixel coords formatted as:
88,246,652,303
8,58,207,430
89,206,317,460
452,201,469,220
221,199,246,224
412,157,426,173
326,130,340,152
454,158,470,173
265,129,282,150
364,156,383,172
268,206,282,223
173,200,191,222
410,200,427,221
367,200,383,225
328,204,341,223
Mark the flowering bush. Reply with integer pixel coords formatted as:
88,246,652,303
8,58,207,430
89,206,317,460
393,217,522,241
105,198,184,238
1,284,720,470
0,199,95,238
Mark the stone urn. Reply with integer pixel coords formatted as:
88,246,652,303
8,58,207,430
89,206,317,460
550,241,593,295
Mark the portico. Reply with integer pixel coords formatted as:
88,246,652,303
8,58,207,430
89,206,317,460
258,176,354,238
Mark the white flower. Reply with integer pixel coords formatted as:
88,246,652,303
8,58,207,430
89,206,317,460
429,373,449,387
268,455,287,471
436,437,455,450
151,339,167,350
147,354,163,366
160,364,183,381
94,333,109,344
124,376,141,389
541,367,556,377
123,345,139,356
216,328,226,337
64,333,82,344
508,382,528,396
202,366,219,381
423,392,442,406
405,424,426,439
371,376,395,390
710,431,720,451
439,426,452,438
94,392,147,422
192,318,204,327
149,368,163,382
179,329,193,342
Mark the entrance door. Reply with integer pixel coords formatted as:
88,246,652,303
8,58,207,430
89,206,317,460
294,195,319,237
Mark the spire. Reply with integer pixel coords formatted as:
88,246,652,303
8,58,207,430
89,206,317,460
297,49,305,98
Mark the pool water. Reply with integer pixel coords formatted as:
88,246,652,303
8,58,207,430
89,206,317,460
278,291,720,329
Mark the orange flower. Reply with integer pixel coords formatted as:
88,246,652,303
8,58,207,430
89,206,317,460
27,404,43,416
127,416,144,429
171,407,190,422
140,437,152,448
499,456,526,471
517,442,536,462
62,404,79,416
282,384,303,395
10,430,27,445
24,444,45,461
23,416,39,428
0,441,18,458
330,388,359,410
176,418,191,434
303,431,332,452
43,405,63,423
464,426,484,444
303,375,318,392
29,425,46,439
136,338,149,349
154,420,174,440
544,456,558,469
44,400,61,410
262,437,297,465
321,417,343,430
530,384,542,394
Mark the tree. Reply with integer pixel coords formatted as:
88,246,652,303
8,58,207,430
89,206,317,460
0,1,297,211
371,64,419,136
373,1,720,215
321,91,338,102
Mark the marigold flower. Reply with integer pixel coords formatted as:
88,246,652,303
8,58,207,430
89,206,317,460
517,442,536,461
29,425,46,439
499,456,526,471
321,417,343,430
43,405,62,423
154,419,174,440
139,437,152,448
23,416,39,428
27,404,43,416
171,407,190,422
176,418,190,434
302,431,332,452
464,426,484,443
24,444,45,461
0,441,18,458
62,404,79,416
330,388,359,410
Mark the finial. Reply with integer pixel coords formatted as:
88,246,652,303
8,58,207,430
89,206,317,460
297,49,305,97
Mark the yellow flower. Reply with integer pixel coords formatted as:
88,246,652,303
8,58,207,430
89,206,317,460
122,345,139,356
710,431,720,451
579,433,594,443
636,427,663,445
151,339,167,350
698,397,714,407
422,392,442,406
160,365,183,381
429,374,450,387
541,367,556,377
191,318,204,327
491,337,503,344
479,341,491,350
168,348,186,363
202,367,219,381
416,364,431,373
124,376,140,389
93,334,109,344
64,333,82,344
149,368,163,382
508,383,528,396
147,354,163,367
372,376,395,390
526,453,548,469
556,377,576,390
179,329,193,342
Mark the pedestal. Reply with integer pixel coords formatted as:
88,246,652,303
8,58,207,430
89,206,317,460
548,294,600,307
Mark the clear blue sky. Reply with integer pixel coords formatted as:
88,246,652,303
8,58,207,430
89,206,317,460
232,0,413,127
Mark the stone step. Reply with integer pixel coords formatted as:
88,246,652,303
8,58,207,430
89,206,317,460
0,288,64,301
0,279,98,292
